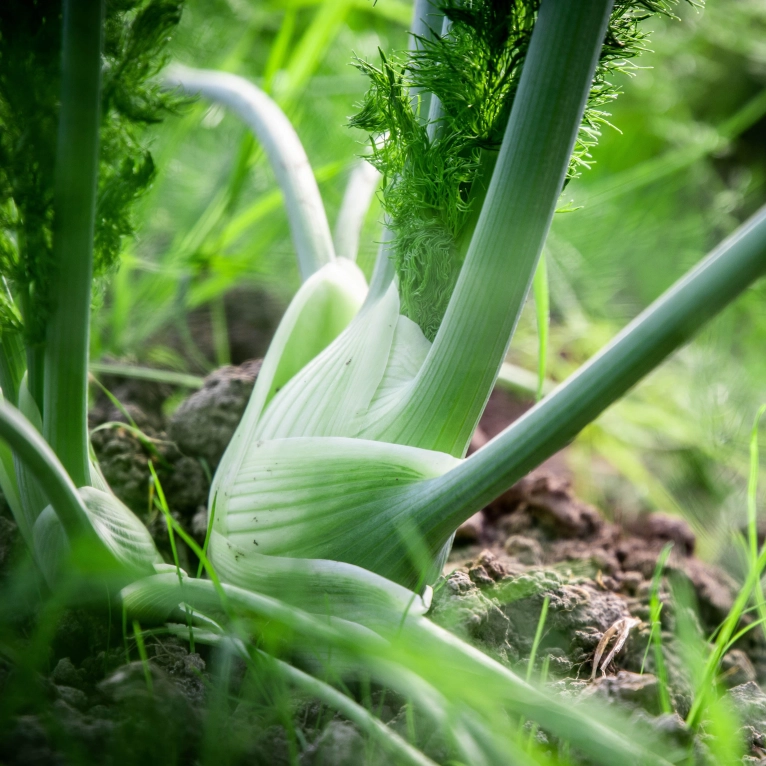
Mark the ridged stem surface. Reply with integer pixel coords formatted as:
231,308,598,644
376,0,614,457
43,0,104,488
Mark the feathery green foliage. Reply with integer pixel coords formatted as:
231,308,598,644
0,0,183,350
350,0,689,340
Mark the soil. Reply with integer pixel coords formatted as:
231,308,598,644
154,286,285,373
2,362,766,764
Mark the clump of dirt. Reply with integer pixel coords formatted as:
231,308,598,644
0,628,210,766
87,361,262,563
433,468,766,755
168,359,261,472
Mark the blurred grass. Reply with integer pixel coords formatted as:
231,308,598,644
93,0,404,370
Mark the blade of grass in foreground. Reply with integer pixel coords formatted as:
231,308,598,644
687,402,766,728
640,543,673,715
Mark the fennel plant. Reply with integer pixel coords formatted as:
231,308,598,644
187,0,766,589
1,1,766,763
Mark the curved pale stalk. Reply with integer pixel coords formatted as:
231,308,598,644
333,160,380,261
122,572,383,650
424,15,451,142
408,0,444,120
165,65,335,281
361,0,446,288
363,223,396,306
369,0,615,457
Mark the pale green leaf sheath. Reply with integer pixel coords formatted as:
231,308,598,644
33,486,162,587
210,436,459,580
211,258,368,504
209,530,432,632
208,277,455,586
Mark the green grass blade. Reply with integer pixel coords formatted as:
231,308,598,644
747,405,766,562
281,0,355,105
532,252,550,402
686,404,766,727
641,543,673,714
526,595,549,683
747,405,766,643
131,620,154,694
149,462,194,652
89,362,204,389
263,8,297,93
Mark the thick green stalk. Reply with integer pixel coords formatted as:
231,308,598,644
375,0,614,457
419,206,766,549
43,0,104,488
